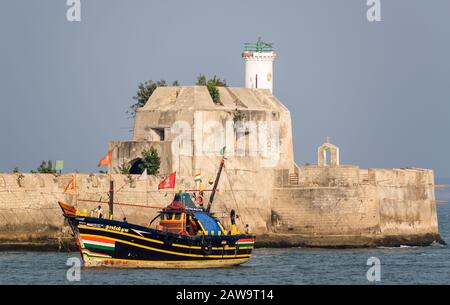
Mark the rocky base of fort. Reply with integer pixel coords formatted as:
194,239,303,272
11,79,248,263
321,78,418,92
0,233,445,251
255,233,445,248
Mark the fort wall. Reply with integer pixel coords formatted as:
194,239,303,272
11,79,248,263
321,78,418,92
265,166,440,247
0,167,441,249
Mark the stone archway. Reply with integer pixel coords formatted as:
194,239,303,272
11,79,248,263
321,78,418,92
129,158,144,174
317,142,340,166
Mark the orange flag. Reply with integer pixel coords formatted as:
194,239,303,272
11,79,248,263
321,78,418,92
158,172,176,190
98,150,112,167
64,176,76,193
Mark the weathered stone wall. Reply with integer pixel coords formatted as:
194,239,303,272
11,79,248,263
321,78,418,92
0,174,66,246
126,86,295,176
265,166,440,247
109,140,174,175
0,171,272,249
0,166,441,249
270,186,380,235
369,168,439,236
270,166,379,242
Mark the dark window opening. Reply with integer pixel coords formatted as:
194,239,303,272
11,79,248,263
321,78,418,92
129,158,144,175
151,128,165,141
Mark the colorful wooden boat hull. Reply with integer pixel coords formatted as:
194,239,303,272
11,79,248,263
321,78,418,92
80,256,251,268
61,204,255,268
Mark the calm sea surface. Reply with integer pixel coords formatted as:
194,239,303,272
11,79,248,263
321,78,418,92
1,186,449,285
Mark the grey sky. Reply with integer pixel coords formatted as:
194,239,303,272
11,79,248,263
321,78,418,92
0,0,449,178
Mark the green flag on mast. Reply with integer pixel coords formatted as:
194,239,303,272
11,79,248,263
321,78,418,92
219,146,226,156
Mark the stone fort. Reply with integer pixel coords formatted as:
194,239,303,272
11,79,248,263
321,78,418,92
0,39,441,249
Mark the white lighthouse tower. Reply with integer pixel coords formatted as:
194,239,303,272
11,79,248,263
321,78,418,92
242,37,276,93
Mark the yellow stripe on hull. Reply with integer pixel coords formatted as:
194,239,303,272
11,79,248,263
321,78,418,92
82,255,251,269
78,225,240,251
80,233,251,259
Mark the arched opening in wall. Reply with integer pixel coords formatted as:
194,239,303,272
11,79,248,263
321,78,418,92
325,149,331,166
129,158,144,175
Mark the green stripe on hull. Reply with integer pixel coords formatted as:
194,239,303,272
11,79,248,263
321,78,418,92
84,243,114,251
82,252,110,259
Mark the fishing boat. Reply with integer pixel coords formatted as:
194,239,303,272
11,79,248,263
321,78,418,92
57,156,256,268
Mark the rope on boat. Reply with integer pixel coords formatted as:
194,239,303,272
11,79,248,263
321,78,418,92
76,198,164,209
223,166,246,228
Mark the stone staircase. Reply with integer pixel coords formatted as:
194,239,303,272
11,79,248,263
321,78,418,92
289,173,299,185
360,170,369,184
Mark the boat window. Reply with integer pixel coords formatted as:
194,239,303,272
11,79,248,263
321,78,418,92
174,213,182,220
162,213,172,220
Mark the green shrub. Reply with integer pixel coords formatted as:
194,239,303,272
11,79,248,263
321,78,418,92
139,147,160,175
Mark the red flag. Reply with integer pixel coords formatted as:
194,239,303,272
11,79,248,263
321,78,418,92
158,172,176,189
98,150,112,167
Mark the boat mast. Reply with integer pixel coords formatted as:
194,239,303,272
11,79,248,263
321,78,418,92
108,159,114,218
206,155,225,214
109,180,114,217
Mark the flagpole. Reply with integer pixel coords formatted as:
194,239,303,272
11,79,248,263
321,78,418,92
141,169,148,206
146,177,148,206
75,173,78,205
178,139,181,176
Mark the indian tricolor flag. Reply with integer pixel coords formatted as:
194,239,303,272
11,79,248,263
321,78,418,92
236,238,255,249
81,235,115,251
194,173,202,183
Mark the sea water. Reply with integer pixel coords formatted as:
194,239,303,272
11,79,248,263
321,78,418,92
0,187,449,285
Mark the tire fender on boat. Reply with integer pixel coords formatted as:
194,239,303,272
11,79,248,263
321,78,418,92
164,234,174,247
201,238,212,255
196,194,204,205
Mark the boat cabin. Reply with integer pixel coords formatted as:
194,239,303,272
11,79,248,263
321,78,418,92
157,193,225,236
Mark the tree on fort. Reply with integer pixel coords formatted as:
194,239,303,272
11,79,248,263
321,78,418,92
196,74,227,104
35,160,56,174
128,80,179,118
139,147,160,175
196,74,227,87
115,161,131,174
232,108,246,126
128,75,227,118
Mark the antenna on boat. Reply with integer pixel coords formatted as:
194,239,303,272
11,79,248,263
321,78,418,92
206,147,226,214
